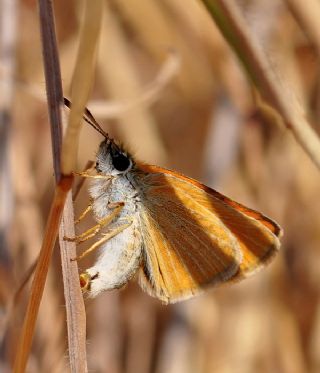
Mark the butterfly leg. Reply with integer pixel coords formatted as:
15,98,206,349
64,202,125,244
75,203,93,225
73,161,95,200
74,171,112,180
71,221,132,262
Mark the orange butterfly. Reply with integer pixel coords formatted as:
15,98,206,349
64,99,282,304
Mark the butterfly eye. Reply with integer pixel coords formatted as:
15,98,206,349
112,152,131,172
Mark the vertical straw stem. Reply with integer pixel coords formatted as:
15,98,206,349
59,1,104,369
61,0,104,175
38,0,63,182
13,0,92,371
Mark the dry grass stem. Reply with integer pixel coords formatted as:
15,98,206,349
202,0,320,170
38,0,63,181
59,192,87,373
57,1,105,370
61,0,104,175
13,179,72,373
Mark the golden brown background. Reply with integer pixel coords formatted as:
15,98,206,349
1,0,320,372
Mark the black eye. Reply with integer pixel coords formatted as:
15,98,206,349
112,153,131,171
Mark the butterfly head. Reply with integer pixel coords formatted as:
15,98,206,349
62,98,134,175
96,138,134,176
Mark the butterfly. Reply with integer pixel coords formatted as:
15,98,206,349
64,98,282,304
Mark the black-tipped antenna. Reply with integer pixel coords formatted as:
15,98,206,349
63,97,109,138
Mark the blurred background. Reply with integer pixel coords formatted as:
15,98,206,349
1,0,320,372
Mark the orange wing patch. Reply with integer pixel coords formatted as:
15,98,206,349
135,164,281,303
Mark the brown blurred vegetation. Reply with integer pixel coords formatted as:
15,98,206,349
1,0,320,372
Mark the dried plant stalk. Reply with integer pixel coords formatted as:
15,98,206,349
201,0,320,170
58,1,104,371
59,192,87,373
61,0,104,175
13,179,72,373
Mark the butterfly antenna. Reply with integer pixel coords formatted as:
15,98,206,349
63,97,109,139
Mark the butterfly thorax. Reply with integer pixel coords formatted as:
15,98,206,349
89,174,139,222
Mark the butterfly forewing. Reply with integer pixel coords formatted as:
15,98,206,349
138,191,242,303
135,165,281,303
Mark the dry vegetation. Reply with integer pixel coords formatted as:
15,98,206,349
1,0,320,372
